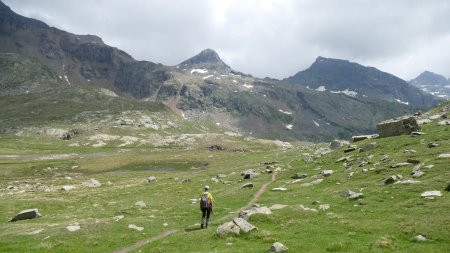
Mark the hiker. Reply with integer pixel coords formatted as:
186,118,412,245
200,185,214,228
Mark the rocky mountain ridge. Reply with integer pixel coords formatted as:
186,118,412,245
410,71,450,99
0,1,443,142
284,56,440,108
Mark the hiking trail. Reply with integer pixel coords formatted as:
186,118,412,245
110,171,280,253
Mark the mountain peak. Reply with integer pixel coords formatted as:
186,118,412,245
178,48,231,72
411,71,449,87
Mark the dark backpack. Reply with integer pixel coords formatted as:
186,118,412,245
200,193,209,209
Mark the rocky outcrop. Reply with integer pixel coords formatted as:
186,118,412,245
377,116,419,138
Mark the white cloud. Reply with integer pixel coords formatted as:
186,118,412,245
4,0,450,80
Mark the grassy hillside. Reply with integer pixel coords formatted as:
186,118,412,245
0,103,448,252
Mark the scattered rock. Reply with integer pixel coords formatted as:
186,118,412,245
391,162,412,168
233,218,256,233
415,234,427,242
66,222,80,232
217,221,240,235
269,242,288,253
403,149,417,154
395,179,421,184
128,224,144,231
211,178,219,184
208,145,224,151
241,182,254,189
135,200,147,208
341,190,364,200
299,205,318,212
319,204,330,211
274,167,282,172
242,169,259,179
240,206,272,220
9,209,42,222
314,147,331,157
217,174,227,178
147,176,157,183
181,178,192,183
269,204,288,210
427,142,439,148
113,215,124,221
438,120,450,126
291,173,307,179
352,134,378,142
421,191,442,198
411,170,424,178
81,178,101,187
61,185,75,191
437,153,450,158
272,187,287,191
301,179,323,187
377,116,419,138
406,158,420,164
417,119,432,125
336,156,352,163
321,170,333,177
359,142,378,152
410,131,425,136
329,139,349,149
344,145,357,153
383,175,401,185
163,223,168,227
381,154,389,161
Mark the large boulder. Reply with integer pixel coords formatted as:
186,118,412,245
242,169,259,179
329,139,349,149
9,208,42,222
377,116,419,138
233,218,256,233
216,221,240,235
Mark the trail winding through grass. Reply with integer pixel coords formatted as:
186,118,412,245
110,171,280,253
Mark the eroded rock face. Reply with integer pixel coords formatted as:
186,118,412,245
377,116,419,138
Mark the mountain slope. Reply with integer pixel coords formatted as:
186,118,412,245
284,56,441,109
177,49,231,73
410,71,450,99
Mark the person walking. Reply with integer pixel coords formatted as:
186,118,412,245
200,185,214,228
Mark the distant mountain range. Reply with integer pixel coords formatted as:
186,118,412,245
0,1,444,141
410,71,450,99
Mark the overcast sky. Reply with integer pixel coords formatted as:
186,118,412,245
4,0,450,80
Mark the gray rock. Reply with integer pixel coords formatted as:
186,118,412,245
321,170,333,177
406,158,420,164
438,153,450,158
9,208,42,222
61,185,75,191
217,174,227,178
344,145,357,153
403,149,417,154
269,204,288,210
421,190,442,198
329,139,349,149
336,156,352,163
272,187,287,191
241,182,254,188
377,116,419,138
359,142,377,152
233,217,256,233
269,242,289,253
216,221,240,235
211,177,219,183
135,200,147,208
383,175,400,185
391,162,412,168
291,173,307,179
410,131,425,136
113,215,124,221
415,235,427,241
427,142,439,148
411,170,424,178
128,224,144,231
240,206,272,220
81,178,101,187
147,176,157,183
299,205,318,212
417,119,432,125
242,169,259,179
341,190,364,200
352,134,378,143
438,120,450,126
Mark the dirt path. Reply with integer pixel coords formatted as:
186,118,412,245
111,229,178,253
110,171,280,253
217,171,279,223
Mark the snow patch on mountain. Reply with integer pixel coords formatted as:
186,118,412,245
330,89,358,97
395,98,409,105
190,69,208,74
315,86,327,91
313,120,320,127
286,124,293,130
278,109,293,115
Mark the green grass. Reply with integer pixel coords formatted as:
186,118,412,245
0,113,449,252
